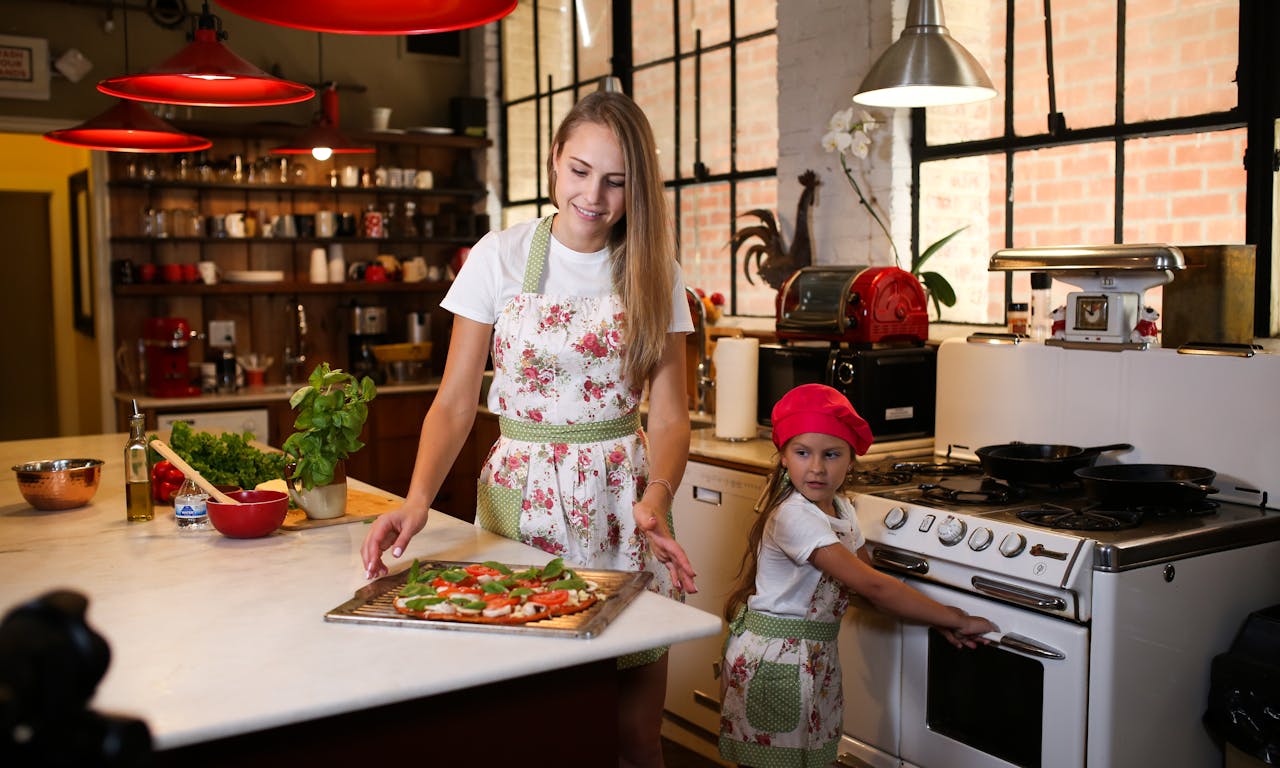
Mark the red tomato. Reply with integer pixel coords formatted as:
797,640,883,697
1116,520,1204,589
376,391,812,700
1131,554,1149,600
464,564,503,579
512,578,544,589
432,575,477,589
443,586,483,598
529,589,570,607
482,597,518,610
710,292,726,306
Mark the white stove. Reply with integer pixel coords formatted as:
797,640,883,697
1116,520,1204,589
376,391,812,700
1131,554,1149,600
837,338,1280,768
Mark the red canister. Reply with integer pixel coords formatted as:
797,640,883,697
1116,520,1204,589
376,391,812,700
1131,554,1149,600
362,208,384,239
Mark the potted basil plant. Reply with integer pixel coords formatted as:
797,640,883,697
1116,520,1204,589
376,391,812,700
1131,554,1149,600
282,363,377,519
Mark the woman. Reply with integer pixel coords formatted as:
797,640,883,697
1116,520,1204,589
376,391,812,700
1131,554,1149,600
361,91,697,768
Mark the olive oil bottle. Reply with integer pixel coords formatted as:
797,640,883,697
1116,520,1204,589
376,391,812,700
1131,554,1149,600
124,401,154,522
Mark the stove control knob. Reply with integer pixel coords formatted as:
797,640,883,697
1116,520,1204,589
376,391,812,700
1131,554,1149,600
883,506,908,530
999,533,1027,557
968,527,994,552
937,515,966,546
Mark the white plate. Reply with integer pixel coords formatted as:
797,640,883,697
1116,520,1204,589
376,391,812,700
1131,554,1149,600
406,126,453,135
224,270,285,283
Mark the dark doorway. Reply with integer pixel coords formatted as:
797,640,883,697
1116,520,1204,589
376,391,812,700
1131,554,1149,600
0,191,58,439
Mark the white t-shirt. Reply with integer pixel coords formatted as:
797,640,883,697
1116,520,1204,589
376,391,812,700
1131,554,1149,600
746,492,865,619
441,216,694,332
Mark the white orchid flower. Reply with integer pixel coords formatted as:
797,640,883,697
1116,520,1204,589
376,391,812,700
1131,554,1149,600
821,129,853,155
827,107,855,133
859,111,879,132
849,129,872,158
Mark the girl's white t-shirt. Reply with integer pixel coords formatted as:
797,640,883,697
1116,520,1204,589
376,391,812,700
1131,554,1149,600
441,216,694,331
747,492,865,619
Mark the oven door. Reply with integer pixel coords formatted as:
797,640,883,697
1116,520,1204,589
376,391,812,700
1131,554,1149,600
900,581,1089,768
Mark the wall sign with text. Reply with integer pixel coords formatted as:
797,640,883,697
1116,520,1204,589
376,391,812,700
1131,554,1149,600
0,35,50,101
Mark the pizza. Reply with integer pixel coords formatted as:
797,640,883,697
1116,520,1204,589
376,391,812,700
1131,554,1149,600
392,558,605,625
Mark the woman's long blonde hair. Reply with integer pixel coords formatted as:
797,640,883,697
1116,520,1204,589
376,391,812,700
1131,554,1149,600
547,91,676,386
723,455,858,622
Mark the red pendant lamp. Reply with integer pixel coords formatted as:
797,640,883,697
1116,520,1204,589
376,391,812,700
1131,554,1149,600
270,83,373,161
97,2,313,107
44,99,213,153
215,0,517,35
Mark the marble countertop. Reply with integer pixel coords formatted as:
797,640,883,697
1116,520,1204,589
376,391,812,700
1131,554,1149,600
0,433,720,750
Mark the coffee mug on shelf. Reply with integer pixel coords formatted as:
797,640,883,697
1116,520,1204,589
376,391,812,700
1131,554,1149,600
181,263,200,284
347,261,369,281
293,213,315,239
365,264,389,283
339,165,361,187
197,260,220,285
225,212,246,238
315,210,336,238
402,256,428,283
137,263,157,283
337,212,357,237
414,170,434,190
161,263,183,284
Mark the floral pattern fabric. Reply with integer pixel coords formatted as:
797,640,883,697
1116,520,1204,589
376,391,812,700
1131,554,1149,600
476,216,677,600
718,506,857,767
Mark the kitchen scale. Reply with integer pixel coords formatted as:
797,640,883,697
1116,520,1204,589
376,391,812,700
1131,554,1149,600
989,244,1185,349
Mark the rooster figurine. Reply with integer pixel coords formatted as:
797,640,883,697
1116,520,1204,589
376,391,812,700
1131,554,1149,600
732,171,819,290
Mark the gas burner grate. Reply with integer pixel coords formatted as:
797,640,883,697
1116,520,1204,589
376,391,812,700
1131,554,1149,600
1017,504,1142,531
852,468,914,486
919,477,1026,505
892,461,983,477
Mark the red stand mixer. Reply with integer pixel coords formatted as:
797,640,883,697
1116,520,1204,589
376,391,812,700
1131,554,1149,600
142,318,201,398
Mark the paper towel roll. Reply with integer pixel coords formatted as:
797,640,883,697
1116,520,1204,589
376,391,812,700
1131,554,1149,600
712,337,759,440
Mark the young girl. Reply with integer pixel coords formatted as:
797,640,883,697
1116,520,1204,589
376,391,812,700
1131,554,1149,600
360,91,696,768
719,383,997,768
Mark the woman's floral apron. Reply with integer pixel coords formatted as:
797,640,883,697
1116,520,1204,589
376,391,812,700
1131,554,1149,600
718,521,855,767
475,215,679,621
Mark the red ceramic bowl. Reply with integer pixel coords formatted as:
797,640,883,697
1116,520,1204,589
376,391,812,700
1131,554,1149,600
207,490,288,538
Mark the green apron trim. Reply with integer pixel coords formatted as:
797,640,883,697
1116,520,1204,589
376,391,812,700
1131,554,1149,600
746,659,802,732
499,411,641,444
521,215,554,293
616,645,668,670
475,481,521,540
718,734,839,768
728,606,840,642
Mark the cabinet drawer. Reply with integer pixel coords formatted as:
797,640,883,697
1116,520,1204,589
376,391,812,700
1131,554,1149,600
372,393,431,439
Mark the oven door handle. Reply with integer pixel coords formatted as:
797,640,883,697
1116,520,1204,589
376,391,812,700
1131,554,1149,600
872,548,929,574
997,632,1066,660
971,575,1067,611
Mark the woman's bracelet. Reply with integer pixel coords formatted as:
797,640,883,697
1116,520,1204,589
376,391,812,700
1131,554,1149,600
646,478,676,501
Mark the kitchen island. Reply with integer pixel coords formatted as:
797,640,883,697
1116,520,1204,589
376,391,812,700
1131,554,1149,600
0,433,721,765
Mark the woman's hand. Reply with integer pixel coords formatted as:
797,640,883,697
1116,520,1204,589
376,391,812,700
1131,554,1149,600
360,505,429,579
634,498,698,594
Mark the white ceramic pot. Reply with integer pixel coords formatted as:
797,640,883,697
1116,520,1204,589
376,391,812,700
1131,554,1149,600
288,461,348,520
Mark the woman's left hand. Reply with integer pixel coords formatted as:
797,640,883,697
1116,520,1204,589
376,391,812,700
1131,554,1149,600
634,499,698,594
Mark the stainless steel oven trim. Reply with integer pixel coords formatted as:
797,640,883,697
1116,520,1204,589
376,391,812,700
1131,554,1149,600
971,576,1067,611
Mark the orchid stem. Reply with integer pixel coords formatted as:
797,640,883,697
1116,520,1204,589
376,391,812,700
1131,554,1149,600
840,154,901,269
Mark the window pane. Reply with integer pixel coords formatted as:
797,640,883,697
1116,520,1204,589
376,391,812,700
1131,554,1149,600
502,1,536,101
1122,129,1247,243
735,177,780,317
577,0,613,82
1126,0,1238,123
678,182,732,304
680,0,730,51
736,0,776,38
506,101,541,202
538,1,574,92
632,0,673,64
735,35,777,173
1050,1,1118,131
503,203,540,230
680,49,731,178
926,0,1005,144
634,64,677,181
920,155,1007,324
1012,143,1116,246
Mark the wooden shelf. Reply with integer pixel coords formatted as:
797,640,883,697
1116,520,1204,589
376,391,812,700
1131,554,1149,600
112,280,453,297
110,235,479,246
107,179,486,200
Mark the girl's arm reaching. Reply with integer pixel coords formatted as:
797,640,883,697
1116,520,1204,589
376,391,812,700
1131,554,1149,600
811,543,998,647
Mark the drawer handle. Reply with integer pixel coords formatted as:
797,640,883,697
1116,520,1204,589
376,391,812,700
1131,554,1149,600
693,689,721,712
872,548,929,574
971,576,1066,611
997,632,1065,660
691,486,722,505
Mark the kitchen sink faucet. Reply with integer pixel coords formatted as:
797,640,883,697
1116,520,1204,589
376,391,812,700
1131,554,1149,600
283,303,308,385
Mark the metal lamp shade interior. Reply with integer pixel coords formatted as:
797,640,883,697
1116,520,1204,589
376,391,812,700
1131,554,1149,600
215,0,517,35
97,28,314,107
853,0,996,108
43,100,213,153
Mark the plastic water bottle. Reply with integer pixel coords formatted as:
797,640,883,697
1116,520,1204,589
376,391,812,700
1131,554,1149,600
174,476,210,530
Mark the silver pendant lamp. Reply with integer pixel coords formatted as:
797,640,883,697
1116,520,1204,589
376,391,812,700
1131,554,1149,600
853,0,996,108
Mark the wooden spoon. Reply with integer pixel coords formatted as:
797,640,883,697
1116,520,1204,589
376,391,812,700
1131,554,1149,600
149,439,240,504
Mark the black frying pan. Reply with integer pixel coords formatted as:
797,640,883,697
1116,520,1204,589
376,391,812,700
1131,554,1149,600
1073,464,1218,508
976,442,1133,486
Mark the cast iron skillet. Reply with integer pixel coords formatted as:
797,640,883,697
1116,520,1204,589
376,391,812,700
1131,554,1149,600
1073,464,1218,508
976,442,1133,486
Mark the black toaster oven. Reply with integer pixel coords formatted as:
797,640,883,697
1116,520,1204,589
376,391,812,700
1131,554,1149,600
756,343,936,441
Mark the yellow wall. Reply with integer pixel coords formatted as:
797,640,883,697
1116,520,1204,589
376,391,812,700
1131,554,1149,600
0,133,100,436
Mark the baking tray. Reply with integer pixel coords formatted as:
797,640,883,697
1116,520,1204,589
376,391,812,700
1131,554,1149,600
325,560,653,639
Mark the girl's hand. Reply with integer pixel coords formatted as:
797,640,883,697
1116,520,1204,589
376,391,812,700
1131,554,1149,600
936,612,999,649
360,505,429,579
634,499,698,594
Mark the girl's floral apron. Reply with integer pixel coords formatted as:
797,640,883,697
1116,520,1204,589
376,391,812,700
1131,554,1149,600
718,518,856,767
476,216,679,622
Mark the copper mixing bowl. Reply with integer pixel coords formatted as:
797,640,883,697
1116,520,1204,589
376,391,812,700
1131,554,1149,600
12,458,105,510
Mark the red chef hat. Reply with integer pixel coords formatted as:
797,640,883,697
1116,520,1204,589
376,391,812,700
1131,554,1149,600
770,383,875,456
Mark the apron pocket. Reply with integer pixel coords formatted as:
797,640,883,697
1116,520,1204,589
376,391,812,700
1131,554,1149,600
745,660,801,733
476,481,521,540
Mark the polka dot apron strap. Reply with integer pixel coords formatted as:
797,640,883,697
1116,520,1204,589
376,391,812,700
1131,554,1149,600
521,215,555,294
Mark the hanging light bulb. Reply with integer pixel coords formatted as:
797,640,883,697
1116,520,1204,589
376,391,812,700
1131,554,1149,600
214,0,516,35
97,1,313,107
270,83,372,159
44,99,212,153
853,0,996,108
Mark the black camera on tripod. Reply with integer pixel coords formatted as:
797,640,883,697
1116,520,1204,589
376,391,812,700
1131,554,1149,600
0,590,151,767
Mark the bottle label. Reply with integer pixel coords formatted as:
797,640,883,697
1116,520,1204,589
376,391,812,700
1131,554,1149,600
175,497,208,519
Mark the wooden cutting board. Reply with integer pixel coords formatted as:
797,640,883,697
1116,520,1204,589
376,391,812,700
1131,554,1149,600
282,487,403,530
